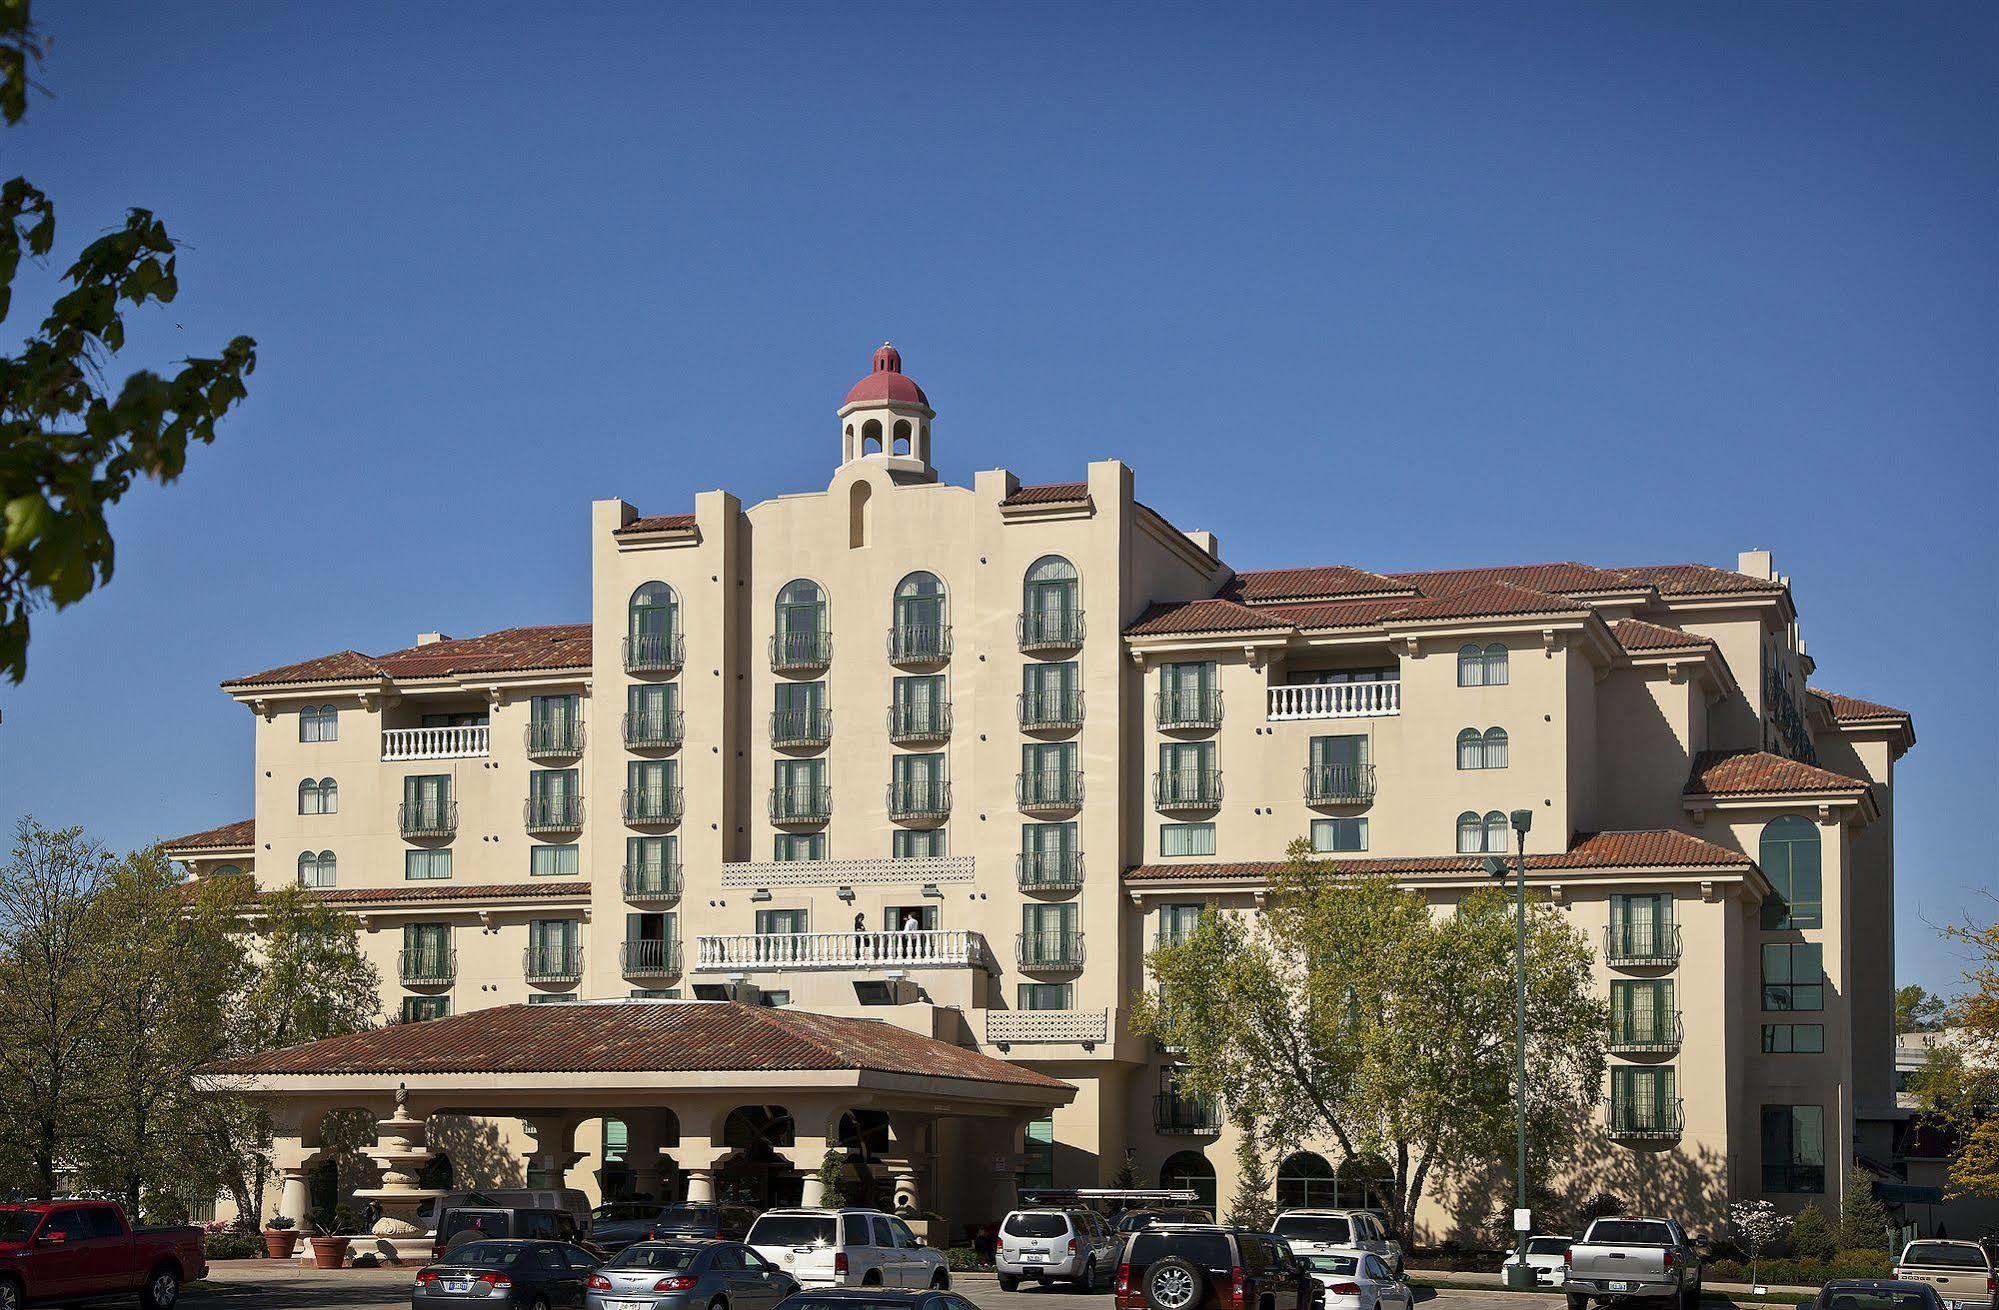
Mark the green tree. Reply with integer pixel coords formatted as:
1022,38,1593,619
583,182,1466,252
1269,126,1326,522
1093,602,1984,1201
1787,1202,1836,1261
0,819,113,1197
1135,840,1607,1240
817,1149,851,1207
0,0,256,683
1226,1119,1276,1230
1911,913,1999,1199
1896,985,1946,1034
1836,1165,1892,1252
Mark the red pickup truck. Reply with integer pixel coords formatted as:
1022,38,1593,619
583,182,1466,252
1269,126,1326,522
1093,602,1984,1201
0,1200,206,1309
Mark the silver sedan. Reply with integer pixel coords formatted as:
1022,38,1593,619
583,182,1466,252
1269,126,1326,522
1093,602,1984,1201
587,1240,799,1310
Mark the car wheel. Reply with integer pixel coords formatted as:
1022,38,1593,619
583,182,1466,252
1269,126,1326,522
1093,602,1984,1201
862,1271,883,1287
0,1277,21,1310
1567,1295,1591,1310
530,1299,551,1310
140,1265,182,1310
999,1273,1021,1292
1075,1259,1097,1291
1145,1255,1207,1310
932,1269,951,1289
710,1298,729,1310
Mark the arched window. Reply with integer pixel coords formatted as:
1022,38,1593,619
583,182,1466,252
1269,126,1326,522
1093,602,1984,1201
1458,643,1509,687
297,778,339,815
1483,727,1509,769
212,864,243,879
892,419,912,455
1023,556,1080,644
1160,1151,1217,1212
862,419,883,454
848,480,871,549
300,704,339,742
777,580,826,637
1484,811,1510,854
297,850,335,888
629,582,676,639
894,571,947,641
1277,1151,1337,1210
1457,728,1484,770
1760,815,1822,929
1457,811,1483,854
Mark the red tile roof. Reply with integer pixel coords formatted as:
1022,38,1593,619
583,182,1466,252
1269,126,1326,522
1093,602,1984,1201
227,625,591,688
1128,598,1288,636
1126,829,1750,882
1130,581,1586,637
1613,564,1784,596
1611,619,1716,652
1811,688,1913,725
1685,750,1868,796
1227,566,1415,603
1001,481,1090,506
302,882,589,906
1390,562,1642,596
614,514,696,536
162,818,255,851
205,1000,1071,1088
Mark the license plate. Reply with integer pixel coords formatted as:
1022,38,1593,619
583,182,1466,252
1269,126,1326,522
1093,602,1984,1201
443,1280,471,1294
1609,1281,1631,1292
611,1302,653,1310
1023,1254,1047,1263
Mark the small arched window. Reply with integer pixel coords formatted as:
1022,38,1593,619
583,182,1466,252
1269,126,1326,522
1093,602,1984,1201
300,704,339,742
1458,642,1509,687
1456,811,1483,854
1484,811,1510,854
297,850,335,888
212,864,242,879
1760,815,1822,929
862,418,883,454
1457,728,1484,770
1483,727,1509,769
297,777,338,814
892,419,912,455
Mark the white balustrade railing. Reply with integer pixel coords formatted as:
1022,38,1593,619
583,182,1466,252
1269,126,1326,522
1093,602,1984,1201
381,725,491,761
985,1009,1110,1045
1266,681,1401,721
695,930,985,972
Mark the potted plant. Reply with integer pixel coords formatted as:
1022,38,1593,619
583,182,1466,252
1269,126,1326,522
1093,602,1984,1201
262,1214,299,1260
307,1206,358,1269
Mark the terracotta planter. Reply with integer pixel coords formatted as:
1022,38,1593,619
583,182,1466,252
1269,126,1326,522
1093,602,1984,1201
307,1235,352,1269
262,1229,300,1259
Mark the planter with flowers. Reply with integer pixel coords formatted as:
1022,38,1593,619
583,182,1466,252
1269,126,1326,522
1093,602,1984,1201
262,1214,299,1260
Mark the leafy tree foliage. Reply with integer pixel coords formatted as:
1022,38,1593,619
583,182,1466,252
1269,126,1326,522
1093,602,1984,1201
0,0,255,683
1786,1202,1836,1261
1226,1119,1276,1230
1135,839,1607,1240
1728,1199,1792,1289
1896,985,1947,1034
1911,913,1999,1199
1835,1165,1892,1252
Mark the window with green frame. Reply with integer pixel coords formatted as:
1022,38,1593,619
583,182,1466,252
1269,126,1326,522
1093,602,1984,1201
893,828,947,858
1016,1116,1055,1191
1609,1065,1677,1132
627,682,677,737
1761,1023,1825,1054
1761,1104,1825,1193
530,844,579,877
1160,823,1215,857
404,849,452,881
1611,979,1676,1044
1311,818,1367,852
527,993,576,1005
1762,943,1824,1011
1018,983,1074,1010
1759,816,1822,929
773,832,824,861
630,988,680,1000
1160,661,1216,720
400,996,449,1023
1021,661,1079,719
756,908,808,935
1157,902,1204,948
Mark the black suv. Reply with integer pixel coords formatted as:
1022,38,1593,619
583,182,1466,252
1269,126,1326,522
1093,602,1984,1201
1116,1225,1318,1310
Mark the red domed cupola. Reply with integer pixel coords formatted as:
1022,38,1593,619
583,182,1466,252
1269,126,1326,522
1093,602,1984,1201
838,342,936,475
842,342,931,411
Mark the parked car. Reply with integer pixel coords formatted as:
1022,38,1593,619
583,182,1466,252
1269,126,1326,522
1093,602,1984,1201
1504,1236,1573,1288
1298,1248,1412,1310
773,1290,978,1310
1813,1281,1950,1310
588,1204,756,1255
0,1199,207,1310
426,1189,594,1237
1272,1211,1402,1276
1893,1241,1997,1310
997,1207,1120,1291
586,1239,798,1310
1114,1210,1216,1235
1114,1224,1317,1310
413,1238,601,1308
744,1209,948,1290
1564,1216,1706,1310
435,1206,591,1259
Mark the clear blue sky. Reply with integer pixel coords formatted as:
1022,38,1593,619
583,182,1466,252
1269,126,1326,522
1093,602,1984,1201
1,3,1991,993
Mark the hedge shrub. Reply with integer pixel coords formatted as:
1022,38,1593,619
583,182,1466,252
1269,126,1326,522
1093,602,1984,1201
204,1229,265,1260
943,1247,993,1272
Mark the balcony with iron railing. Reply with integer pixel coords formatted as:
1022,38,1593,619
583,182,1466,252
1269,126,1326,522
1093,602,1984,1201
1304,763,1377,805
1609,1011,1684,1055
1017,609,1085,652
1016,770,1084,814
695,929,989,971
382,725,489,761
887,779,951,824
770,708,833,749
1153,769,1223,813
770,630,832,673
1154,1092,1222,1135
1016,930,1086,971
1604,923,1683,968
524,720,585,761
622,860,683,901
523,794,584,834
769,784,833,825
1156,689,1223,730
397,948,455,985
1017,849,1084,892
1604,1096,1684,1140
1266,681,1402,721
622,785,684,826
399,800,458,840
1018,690,1085,731
888,622,952,665
623,710,684,750
620,938,682,978
523,944,583,982
623,632,685,675
887,702,952,744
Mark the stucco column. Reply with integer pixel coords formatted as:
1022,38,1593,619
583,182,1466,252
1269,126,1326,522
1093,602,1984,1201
277,1166,312,1229
624,1112,666,1201
521,1114,586,1190
684,1168,717,1203
789,1102,841,1209
884,1113,936,1217
268,1107,330,1228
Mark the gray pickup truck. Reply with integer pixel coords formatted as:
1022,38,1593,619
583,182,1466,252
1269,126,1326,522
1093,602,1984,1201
1565,1216,1706,1310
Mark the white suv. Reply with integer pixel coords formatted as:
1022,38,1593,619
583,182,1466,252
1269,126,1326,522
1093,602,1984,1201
997,1208,1119,1290
744,1207,949,1289
1272,1210,1403,1276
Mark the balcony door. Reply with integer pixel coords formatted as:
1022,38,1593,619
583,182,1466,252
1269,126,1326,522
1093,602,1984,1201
1610,893,1672,957
1611,979,1674,1044
404,774,450,825
1610,1065,1675,1129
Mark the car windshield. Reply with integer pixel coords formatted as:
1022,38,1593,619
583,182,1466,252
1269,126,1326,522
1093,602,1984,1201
1005,1213,1070,1238
1902,1245,1987,1269
1129,1231,1232,1273
1527,1239,1571,1255
749,1215,838,1248
654,1207,719,1228
440,1242,527,1269
1275,1216,1352,1244
612,1245,704,1271
0,1213,40,1242
1588,1221,1674,1245
1306,1256,1361,1276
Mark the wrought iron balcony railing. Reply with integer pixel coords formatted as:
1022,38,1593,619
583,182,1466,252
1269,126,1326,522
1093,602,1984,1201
622,785,684,825
1304,763,1377,805
1604,923,1683,967
1153,770,1223,811
1016,770,1084,813
887,780,951,822
887,702,952,744
623,710,684,750
623,632,685,675
1154,1093,1222,1135
770,708,832,749
622,861,683,901
397,948,455,985
769,784,832,825
1016,930,1086,971
888,623,952,665
1156,689,1223,730
620,938,682,978
524,721,585,761
1018,690,1085,731
1017,849,1084,891
770,630,832,673
1018,609,1085,652
1604,1097,1684,1140
523,795,584,834
1609,1012,1684,1054
522,945,583,982
399,800,457,839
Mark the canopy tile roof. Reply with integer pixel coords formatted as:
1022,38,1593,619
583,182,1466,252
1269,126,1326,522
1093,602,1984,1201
304,882,589,906
1226,566,1415,603
1388,562,1642,596
1126,828,1750,882
227,624,591,689
1001,481,1090,506
1611,619,1717,653
162,818,255,851
1686,750,1869,796
1613,564,1785,596
206,1001,1071,1089
614,513,697,536
1811,688,1913,726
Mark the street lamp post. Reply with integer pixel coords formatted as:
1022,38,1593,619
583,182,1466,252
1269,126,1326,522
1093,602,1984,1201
1487,808,1535,1289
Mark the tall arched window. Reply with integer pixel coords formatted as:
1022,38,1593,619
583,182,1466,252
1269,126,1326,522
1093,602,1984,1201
297,850,335,888
1457,811,1483,854
1458,643,1509,687
1457,728,1484,770
1483,727,1509,769
1484,811,1510,854
1160,1150,1217,1211
1023,556,1081,646
1277,1151,1337,1210
1760,815,1822,929
892,571,947,660
775,579,829,668
629,582,676,639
